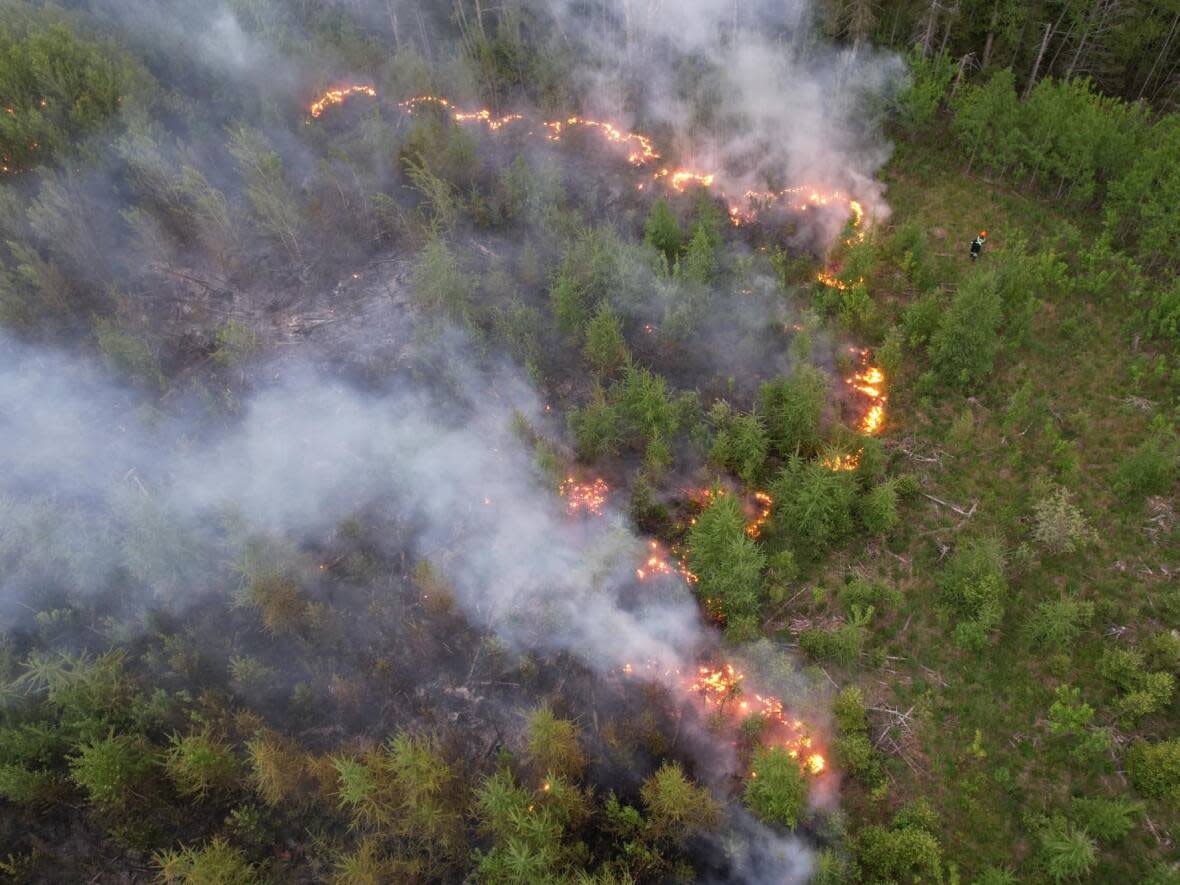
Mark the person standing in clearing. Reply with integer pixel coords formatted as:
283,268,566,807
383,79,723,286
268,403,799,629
970,230,987,261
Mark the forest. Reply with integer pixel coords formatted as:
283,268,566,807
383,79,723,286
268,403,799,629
0,0,1178,882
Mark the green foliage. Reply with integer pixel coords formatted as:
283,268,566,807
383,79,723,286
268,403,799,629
1032,488,1096,554
771,457,856,555
744,747,808,829
644,199,682,262
155,837,259,884
94,317,164,389
411,236,478,328
854,823,942,883
227,125,303,260
0,763,60,803
640,761,719,839
1037,819,1096,883
687,492,766,623
760,367,828,457
569,386,623,461
583,301,629,377
708,402,769,484
893,49,954,129
211,320,257,367
1106,115,1180,270
834,686,869,736
236,570,308,635
929,270,1004,390
0,22,135,170
525,706,586,780
1128,738,1180,807
936,536,1007,651
1067,796,1142,843
69,732,156,806
678,223,718,284
550,227,625,336
1026,598,1094,650
165,730,240,799
859,481,899,535
1113,431,1178,502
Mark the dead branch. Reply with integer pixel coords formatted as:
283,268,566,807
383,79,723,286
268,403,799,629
921,492,978,518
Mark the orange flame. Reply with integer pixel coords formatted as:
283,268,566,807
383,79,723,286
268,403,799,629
559,477,610,517
309,85,377,119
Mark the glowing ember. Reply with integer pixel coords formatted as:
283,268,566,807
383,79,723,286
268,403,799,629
686,664,826,774
309,85,377,119
821,452,861,472
636,540,697,584
559,477,609,516
746,491,773,539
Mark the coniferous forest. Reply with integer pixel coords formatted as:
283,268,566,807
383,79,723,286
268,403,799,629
1,1,1179,882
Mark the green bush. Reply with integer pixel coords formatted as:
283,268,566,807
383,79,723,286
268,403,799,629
1026,598,1094,650
929,270,1004,390
1067,796,1142,843
165,730,240,799
1113,432,1178,502
744,747,808,829
69,733,157,806
936,537,1007,651
859,481,899,535
1127,739,1180,807
155,837,259,884
854,824,942,883
644,198,683,261
771,457,855,554
760,368,828,458
687,492,766,623
583,301,629,377
1037,818,1097,883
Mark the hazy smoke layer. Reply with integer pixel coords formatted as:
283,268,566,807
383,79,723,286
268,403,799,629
555,0,904,236
0,333,697,669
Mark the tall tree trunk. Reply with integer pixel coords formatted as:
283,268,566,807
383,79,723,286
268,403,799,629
1065,31,1088,80
1023,22,1054,99
474,0,487,40
982,0,1000,69
920,0,940,59
951,52,973,97
385,0,401,48
1140,11,1180,99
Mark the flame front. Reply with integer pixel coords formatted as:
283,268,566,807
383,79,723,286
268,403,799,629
309,85,377,119
313,90,865,234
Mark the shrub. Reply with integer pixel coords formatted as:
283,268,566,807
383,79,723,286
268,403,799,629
854,824,942,883
687,492,766,623
929,270,1003,390
708,403,769,484
640,761,720,839
583,301,629,377
154,838,258,885
760,367,828,457
1127,739,1180,807
209,320,257,367
1032,488,1096,554
165,730,240,799
1037,819,1096,883
0,764,60,804
771,457,855,554
833,686,869,735
936,536,1007,650
525,706,586,779
69,733,157,806
744,747,808,829
644,198,683,261
1113,432,1178,501
1067,796,1142,843
1027,598,1094,650
859,481,899,535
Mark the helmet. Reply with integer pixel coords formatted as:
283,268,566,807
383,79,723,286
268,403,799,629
980,230,988,237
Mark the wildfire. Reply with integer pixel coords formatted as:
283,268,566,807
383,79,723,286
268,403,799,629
847,349,887,436
559,477,609,517
745,491,773,539
687,664,827,775
821,350,887,469
636,540,698,584
308,84,377,119
338,90,867,233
